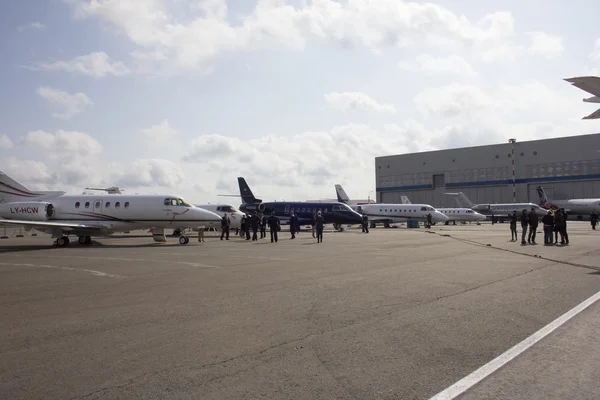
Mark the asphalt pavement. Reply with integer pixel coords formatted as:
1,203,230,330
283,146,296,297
0,222,599,399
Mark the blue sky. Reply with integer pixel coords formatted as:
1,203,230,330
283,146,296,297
1,0,599,203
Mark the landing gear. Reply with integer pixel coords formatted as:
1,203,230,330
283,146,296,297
78,236,92,245
54,236,70,247
178,235,190,245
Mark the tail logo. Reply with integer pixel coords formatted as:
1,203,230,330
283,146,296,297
545,202,552,209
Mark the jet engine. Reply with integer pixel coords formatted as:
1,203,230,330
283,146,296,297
0,201,55,221
241,203,266,213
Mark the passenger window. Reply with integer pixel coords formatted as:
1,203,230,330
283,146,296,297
115,202,121,208
105,202,110,208
75,202,80,208
85,202,90,208
95,201,101,208
125,202,130,208
302,208,306,213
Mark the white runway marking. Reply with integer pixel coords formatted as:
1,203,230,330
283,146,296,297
37,255,220,269
0,262,125,278
428,289,600,400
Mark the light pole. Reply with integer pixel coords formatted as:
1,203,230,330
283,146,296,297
509,138,516,203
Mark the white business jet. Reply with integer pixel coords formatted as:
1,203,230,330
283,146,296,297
564,76,600,119
445,192,547,216
400,195,486,223
536,186,600,217
0,171,222,247
334,184,449,227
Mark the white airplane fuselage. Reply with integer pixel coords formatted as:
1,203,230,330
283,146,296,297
543,199,600,215
437,208,487,222
472,203,547,216
0,194,222,244
353,203,449,223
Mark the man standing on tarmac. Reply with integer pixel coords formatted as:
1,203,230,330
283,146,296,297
289,210,298,239
268,211,280,243
260,213,267,238
220,213,230,240
519,209,529,245
542,210,554,245
362,213,369,233
250,211,260,241
528,207,539,244
509,211,518,241
316,211,324,243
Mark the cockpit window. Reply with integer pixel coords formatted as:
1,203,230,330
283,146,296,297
421,207,427,211
176,198,192,207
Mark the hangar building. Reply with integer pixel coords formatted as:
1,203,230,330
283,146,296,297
375,133,600,211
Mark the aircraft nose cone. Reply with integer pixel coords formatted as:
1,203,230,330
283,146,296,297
436,212,449,221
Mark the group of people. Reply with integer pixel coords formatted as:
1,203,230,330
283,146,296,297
217,210,328,243
509,207,569,246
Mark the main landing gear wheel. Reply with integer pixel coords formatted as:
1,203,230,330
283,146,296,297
179,236,190,245
55,237,70,247
78,236,92,245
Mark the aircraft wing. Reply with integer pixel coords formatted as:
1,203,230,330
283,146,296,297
583,107,600,120
0,219,108,232
564,76,600,97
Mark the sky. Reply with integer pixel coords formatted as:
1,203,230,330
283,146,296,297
1,0,600,204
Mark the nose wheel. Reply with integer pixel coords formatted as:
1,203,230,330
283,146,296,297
54,236,70,247
78,236,92,245
179,235,190,245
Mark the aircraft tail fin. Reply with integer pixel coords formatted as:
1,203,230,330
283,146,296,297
400,195,411,204
237,177,261,204
536,186,552,208
334,184,350,203
0,171,63,203
445,192,473,208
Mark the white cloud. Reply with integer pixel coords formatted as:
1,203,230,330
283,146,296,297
140,120,177,140
526,32,564,58
18,22,46,31
113,159,186,188
324,92,396,113
0,135,14,150
24,130,103,157
37,87,93,119
591,38,600,61
61,0,549,75
35,51,130,77
399,54,477,77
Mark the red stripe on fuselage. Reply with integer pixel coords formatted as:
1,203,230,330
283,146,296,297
0,188,39,198
0,182,38,196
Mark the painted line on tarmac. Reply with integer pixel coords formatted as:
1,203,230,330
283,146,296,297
36,254,220,269
428,288,600,400
0,262,125,278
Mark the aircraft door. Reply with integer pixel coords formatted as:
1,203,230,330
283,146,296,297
93,199,103,215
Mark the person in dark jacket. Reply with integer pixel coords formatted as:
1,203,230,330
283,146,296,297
244,213,251,240
542,210,554,245
554,210,564,245
591,211,598,230
509,211,518,241
220,213,230,240
527,207,539,244
519,209,529,245
250,211,260,241
268,212,280,243
260,213,267,238
560,208,569,245
315,211,324,243
289,211,298,239
362,214,369,233
240,215,247,239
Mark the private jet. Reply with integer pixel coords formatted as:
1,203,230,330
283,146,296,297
0,171,222,247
